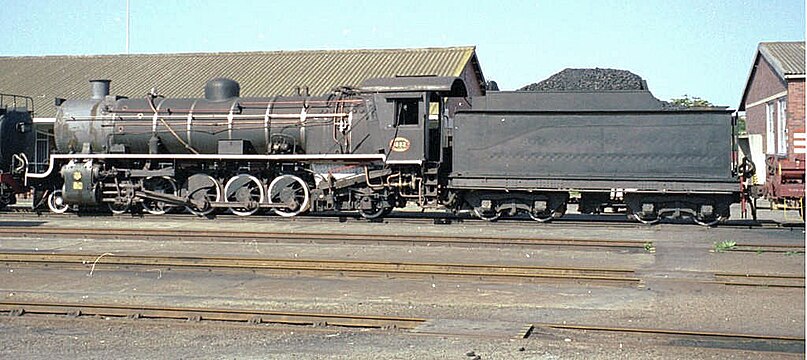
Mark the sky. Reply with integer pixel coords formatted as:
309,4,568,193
0,0,804,107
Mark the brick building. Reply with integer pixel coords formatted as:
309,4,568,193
740,41,804,156
739,41,805,206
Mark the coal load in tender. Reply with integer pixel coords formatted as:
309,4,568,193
519,68,688,110
518,68,645,91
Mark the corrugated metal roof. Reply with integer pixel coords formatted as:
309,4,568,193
759,41,805,78
0,46,479,117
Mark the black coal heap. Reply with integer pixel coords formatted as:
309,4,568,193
519,68,645,92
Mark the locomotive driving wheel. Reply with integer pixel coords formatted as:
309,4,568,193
268,174,310,217
141,176,178,215
183,174,222,216
224,174,265,217
47,189,70,214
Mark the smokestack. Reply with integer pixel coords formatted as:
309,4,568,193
90,80,111,99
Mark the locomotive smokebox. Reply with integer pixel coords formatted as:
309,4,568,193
204,78,240,101
90,80,111,99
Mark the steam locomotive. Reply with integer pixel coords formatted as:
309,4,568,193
1,76,742,224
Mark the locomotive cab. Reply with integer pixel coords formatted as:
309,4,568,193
359,76,466,165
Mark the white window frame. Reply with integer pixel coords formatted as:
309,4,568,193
777,98,787,155
766,102,775,154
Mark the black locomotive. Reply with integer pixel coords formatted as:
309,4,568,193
0,94,35,208
3,76,741,224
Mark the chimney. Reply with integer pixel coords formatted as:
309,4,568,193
90,79,111,99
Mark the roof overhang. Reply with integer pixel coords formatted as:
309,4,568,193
738,52,762,111
360,76,468,97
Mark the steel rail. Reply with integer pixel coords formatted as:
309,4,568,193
0,300,425,329
0,226,649,249
0,252,641,283
527,323,805,342
2,207,801,230
713,272,805,288
732,244,805,253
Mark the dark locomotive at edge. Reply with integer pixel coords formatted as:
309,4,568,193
0,75,747,224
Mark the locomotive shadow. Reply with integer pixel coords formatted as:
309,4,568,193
0,221,46,227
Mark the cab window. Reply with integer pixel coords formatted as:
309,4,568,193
395,98,420,126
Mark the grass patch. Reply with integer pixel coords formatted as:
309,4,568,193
643,242,655,253
713,240,737,253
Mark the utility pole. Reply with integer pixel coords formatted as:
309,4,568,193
126,0,130,54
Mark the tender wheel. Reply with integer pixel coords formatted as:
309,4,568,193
268,174,310,217
632,213,661,225
108,202,129,215
224,174,265,217
141,176,179,215
473,207,501,221
528,210,554,223
47,189,70,214
183,174,222,216
693,215,724,227
528,201,567,223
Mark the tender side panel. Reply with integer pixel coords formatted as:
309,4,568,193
451,111,735,189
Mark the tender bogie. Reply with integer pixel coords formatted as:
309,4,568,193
624,193,735,226
462,190,569,222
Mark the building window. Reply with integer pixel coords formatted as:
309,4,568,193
766,102,775,154
777,98,787,155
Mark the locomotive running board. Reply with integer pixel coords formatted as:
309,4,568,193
26,153,387,181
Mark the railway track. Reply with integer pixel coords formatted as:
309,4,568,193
0,251,642,284
0,300,425,330
2,207,802,229
523,323,804,354
0,226,651,250
526,322,805,341
714,272,805,288
3,250,802,288
2,299,801,354
732,243,806,254
0,224,802,254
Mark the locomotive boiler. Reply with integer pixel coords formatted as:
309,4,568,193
56,79,324,156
